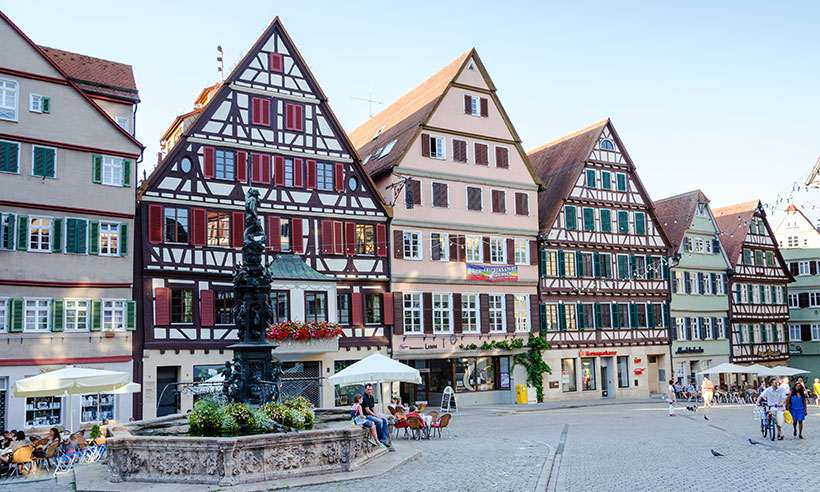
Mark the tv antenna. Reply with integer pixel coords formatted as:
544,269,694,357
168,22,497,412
350,91,383,117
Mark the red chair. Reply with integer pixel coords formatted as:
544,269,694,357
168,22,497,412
430,413,451,438
393,408,409,439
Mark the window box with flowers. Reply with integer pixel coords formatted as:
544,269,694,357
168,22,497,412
265,321,342,354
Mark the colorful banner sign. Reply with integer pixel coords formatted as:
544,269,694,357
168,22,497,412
466,263,518,282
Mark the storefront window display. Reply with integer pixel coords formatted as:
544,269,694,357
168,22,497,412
25,396,62,427
475,357,496,391
581,358,596,391
617,356,630,388
562,359,577,392
81,394,114,423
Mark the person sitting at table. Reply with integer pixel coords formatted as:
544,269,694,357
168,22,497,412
1,430,10,449
33,428,60,457
351,394,385,448
0,431,28,465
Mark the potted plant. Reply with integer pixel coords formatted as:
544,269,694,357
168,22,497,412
104,329,115,338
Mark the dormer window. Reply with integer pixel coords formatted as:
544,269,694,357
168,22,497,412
696,203,708,217
600,139,615,150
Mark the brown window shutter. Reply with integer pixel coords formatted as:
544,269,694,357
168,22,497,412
412,180,422,205
441,183,448,207
506,238,514,264
522,194,529,216
480,97,488,117
421,134,430,157
393,292,404,335
383,292,394,325
800,324,811,342
530,294,539,334
479,294,490,333
431,233,441,261
505,294,515,332
458,235,466,262
491,191,498,213
393,229,404,259
453,293,463,333
482,236,490,263
423,292,433,334
529,240,538,266
464,94,471,114
449,235,458,262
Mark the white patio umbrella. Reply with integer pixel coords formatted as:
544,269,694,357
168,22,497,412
13,366,131,430
103,382,141,394
764,366,810,377
696,362,751,375
329,353,421,413
745,364,772,375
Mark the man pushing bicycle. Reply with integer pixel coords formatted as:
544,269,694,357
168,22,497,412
757,376,789,440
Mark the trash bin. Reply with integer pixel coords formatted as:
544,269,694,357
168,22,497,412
516,385,527,404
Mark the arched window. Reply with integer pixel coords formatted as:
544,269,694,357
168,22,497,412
600,139,615,151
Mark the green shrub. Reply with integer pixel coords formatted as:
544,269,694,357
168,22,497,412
89,424,101,440
188,397,224,435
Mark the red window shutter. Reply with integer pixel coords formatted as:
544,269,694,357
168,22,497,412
334,163,344,192
148,204,163,244
421,133,430,157
307,160,317,189
251,153,261,183
383,292,394,325
191,208,207,246
236,150,247,182
200,290,214,327
530,240,538,266
295,105,303,131
507,238,515,265
261,155,271,184
262,99,271,126
292,218,304,253
351,293,363,326
333,221,344,255
496,147,509,168
480,97,488,117
345,222,356,256
269,53,283,72
232,211,244,248
251,98,261,125
268,216,281,251
376,223,386,257
293,158,304,187
203,147,215,178
321,220,333,254
285,103,294,130
464,94,471,114
274,156,285,186
155,287,170,326
393,229,404,259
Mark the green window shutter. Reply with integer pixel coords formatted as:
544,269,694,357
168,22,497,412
539,249,547,277
630,255,637,278
119,223,129,256
126,300,136,331
618,211,629,234
122,159,131,187
0,141,19,173
743,249,751,265
576,252,584,278
44,148,55,178
611,303,620,329
33,147,44,176
635,212,645,235
602,253,612,278
65,218,76,253
646,256,653,279
593,253,601,278
539,304,547,331
565,205,576,230
663,304,670,328
647,304,655,328
630,304,638,328
557,251,565,277
90,300,102,331
663,262,670,280
600,209,611,232
583,207,594,231
3,213,14,249
594,303,601,329
51,218,63,252
51,299,64,332
586,169,596,188
77,219,87,254
576,303,585,330
92,155,103,184
9,298,24,332
89,221,100,254
617,173,627,191
16,215,28,250
557,304,566,330
601,171,611,190
41,97,50,114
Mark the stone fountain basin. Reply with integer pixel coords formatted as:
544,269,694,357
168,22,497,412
107,409,388,486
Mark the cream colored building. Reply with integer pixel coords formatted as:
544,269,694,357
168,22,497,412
0,12,142,432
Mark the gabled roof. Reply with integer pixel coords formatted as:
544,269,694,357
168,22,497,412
528,120,607,230
0,11,142,150
269,254,333,281
654,190,709,250
713,200,761,268
39,46,140,103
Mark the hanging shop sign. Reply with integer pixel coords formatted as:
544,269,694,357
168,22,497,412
466,263,518,282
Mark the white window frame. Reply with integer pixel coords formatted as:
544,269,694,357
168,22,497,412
461,293,480,333
29,93,43,113
115,116,130,132
489,294,505,332
465,185,483,212
493,145,510,168
430,181,450,208
24,297,50,332
99,221,121,256
102,156,124,187
514,239,528,265
690,318,701,340
102,298,127,332
490,188,507,214
753,324,761,344
717,318,727,339
430,232,449,261
28,215,52,252
0,78,19,122
702,317,713,340
403,292,422,334
31,145,57,178
452,138,469,162
752,285,761,304
64,298,90,332
0,297,7,333
489,237,506,264
692,238,705,253
465,235,482,262
799,261,810,275
464,93,481,117
716,274,725,295
789,324,801,341
432,293,453,334
788,293,799,308
513,294,529,332
429,135,446,160
812,324,820,341
403,231,422,260
776,286,784,305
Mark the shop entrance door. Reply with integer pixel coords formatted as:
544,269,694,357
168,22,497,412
601,358,613,398
156,366,180,417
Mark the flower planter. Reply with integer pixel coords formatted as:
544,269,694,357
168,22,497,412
273,337,339,355
104,332,116,338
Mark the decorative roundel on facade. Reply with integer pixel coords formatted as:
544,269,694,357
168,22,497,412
348,175,359,191
600,139,615,150
180,156,192,173
450,334,457,345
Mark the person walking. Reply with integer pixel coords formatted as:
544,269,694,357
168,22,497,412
787,382,809,439
668,380,677,417
701,376,715,408
758,377,789,440
813,378,820,407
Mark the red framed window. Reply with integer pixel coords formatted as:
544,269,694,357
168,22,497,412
251,97,271,126
269,53,283,73
285,103,304,131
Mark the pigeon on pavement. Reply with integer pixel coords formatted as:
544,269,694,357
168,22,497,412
711,449,724,457
704,415,709,421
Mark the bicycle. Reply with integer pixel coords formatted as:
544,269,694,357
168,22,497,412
759,404,776,441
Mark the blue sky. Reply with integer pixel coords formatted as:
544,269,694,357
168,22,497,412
4,1,820,225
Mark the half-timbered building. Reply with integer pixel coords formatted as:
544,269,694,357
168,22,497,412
528,119,673,401
714,200,793,365
135,18,390,418
350,49,543,406
0,12,143,431
654,191,732,386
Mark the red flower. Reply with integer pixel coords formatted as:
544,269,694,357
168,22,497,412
265,320,342,341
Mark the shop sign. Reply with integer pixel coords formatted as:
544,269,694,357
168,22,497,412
466,263,518,282
398,343,440,350
633,357,642,364
578,349,617,357
634,367,646,375
675,346,705,355
790,346,803,355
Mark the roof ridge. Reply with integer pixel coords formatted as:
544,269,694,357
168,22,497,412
654,189,703,204
527,118,609,154
713,199,760,216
